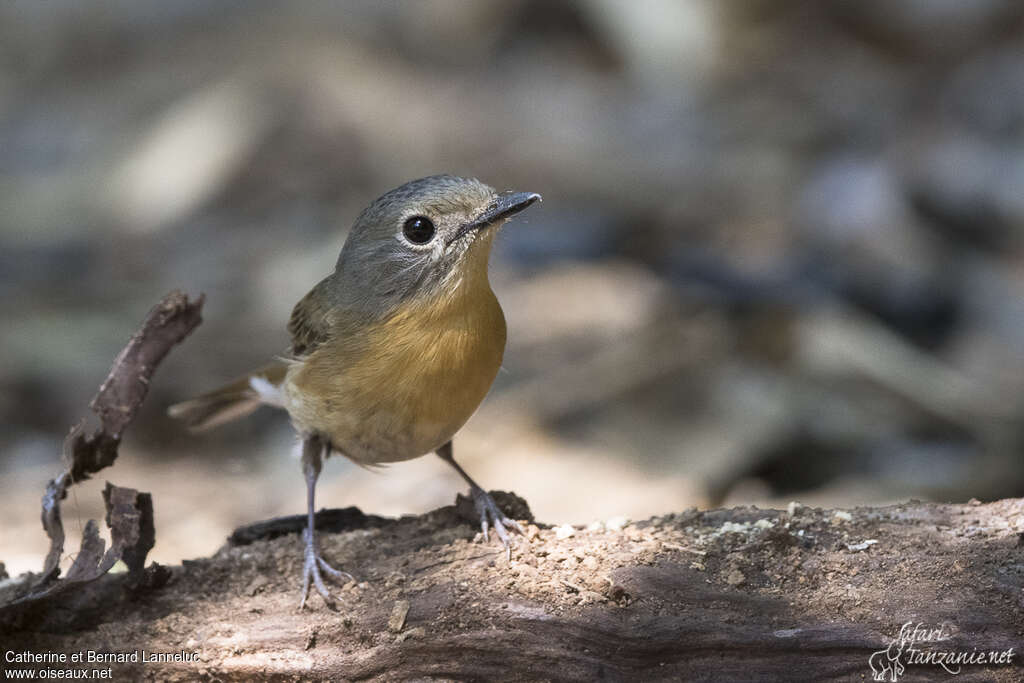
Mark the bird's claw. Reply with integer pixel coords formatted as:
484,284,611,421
299,526,353,610
470,486,524,560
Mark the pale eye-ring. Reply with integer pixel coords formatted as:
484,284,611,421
402,216,435,244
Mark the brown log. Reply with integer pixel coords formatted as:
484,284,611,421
2,496,1022,681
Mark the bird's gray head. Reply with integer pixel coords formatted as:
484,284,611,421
334,175,540,315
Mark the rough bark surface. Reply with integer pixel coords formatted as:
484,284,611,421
2,496,1022,682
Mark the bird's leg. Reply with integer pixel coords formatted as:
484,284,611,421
436,441,523,559
299,435,353,609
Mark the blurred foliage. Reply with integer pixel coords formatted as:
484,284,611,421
2,0,1024,572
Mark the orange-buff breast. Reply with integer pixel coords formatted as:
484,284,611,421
283,280,506,465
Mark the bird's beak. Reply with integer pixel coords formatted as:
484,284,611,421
475,191,542,229
451,191,542,244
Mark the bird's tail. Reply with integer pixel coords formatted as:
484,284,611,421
167,362,288,432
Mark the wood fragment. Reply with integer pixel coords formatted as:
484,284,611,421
0,291,203,621
388,600,411,633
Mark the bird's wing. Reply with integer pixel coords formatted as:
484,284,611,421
288,275,335,357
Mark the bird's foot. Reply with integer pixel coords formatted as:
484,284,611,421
469,486,524,560
299,526,354,610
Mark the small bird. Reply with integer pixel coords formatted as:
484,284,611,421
170,175,541,608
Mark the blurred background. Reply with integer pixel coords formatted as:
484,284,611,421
3,0,1024,576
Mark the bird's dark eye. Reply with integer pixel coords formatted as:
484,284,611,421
402,216,435,244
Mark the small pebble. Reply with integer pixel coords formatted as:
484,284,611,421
845,539,878,552
554,524,576,540
605,516,629,531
